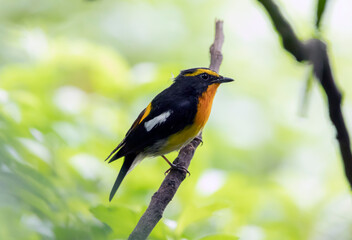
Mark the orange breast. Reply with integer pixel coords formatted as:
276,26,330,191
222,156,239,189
160,83,220,154
194,83,220,128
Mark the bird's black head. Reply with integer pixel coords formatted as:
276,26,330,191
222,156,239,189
171,68,234,96
175,67,233,87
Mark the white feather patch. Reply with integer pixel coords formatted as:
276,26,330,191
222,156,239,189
127,154,144,174
144,110,172,132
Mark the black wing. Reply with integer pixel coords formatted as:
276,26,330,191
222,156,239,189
106,89,197,162
104,107,148,161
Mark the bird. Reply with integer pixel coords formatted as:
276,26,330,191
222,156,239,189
105,67,233,201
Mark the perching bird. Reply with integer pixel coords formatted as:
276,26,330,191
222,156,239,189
105,68,233,201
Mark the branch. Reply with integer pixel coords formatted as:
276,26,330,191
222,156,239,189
210,20,224,72
257,0,352,188
128,20,225,240
258,0,306,61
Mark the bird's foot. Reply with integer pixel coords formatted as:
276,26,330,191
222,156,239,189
164,163,191,176
194,136,203,146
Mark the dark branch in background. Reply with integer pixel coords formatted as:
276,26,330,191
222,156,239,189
128,20,225,240
257,0,352,188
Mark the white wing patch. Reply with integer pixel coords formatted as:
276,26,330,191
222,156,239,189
144,110,172,132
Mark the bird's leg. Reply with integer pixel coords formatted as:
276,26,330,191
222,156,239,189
162,155,190,176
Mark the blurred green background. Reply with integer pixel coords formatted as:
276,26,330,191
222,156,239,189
1,0,352,239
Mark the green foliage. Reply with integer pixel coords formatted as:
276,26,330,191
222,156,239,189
91,205,138,238
316,0,328,29
198,235,238,240
1,0,352,239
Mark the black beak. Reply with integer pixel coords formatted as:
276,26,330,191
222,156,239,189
214,76,234,84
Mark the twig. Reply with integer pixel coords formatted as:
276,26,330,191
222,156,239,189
210,20,224,72
257,0,352,188
128,20,225,240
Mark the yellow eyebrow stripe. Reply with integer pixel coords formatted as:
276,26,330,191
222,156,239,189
139,103,152,124
184,69,220,77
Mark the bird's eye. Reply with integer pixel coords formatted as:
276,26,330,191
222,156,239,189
201,74,209,80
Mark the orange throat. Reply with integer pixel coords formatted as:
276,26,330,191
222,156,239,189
162,83,220,154
195,83,220,129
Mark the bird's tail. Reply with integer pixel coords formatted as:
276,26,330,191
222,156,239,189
105,141,125,162
109,153,136,201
